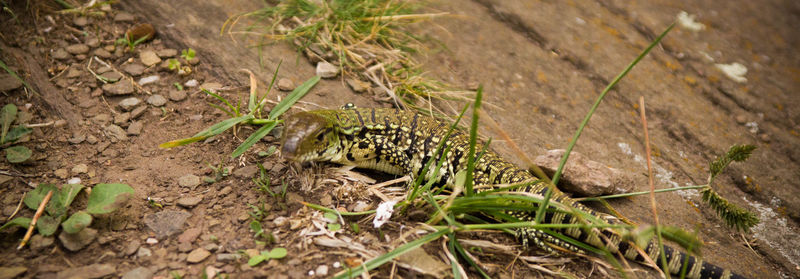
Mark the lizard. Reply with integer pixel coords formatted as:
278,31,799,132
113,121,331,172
279,105,746,279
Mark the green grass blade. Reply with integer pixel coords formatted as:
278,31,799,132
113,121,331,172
0,58,37,96
159,114,254,148
254,60,283,117
231,120,279,158
464,85,483,196
268,75,320,120
333,228,450,279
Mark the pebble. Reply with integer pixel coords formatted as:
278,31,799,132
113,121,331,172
178,174,201,189
55,168,69,179
203,243,219,252
277,78,295,91
178,227,202,243
86,135,98,144
58,228,97,251
759,133,771,143
146,94,167,106
127,121,143,136
114,12,135,22
186,248,211,263
66,44,89,55
0,267,27,279
233,165,258,178
0,73,23,91
139,51,162,66
143,210,191,238
68,133,85,144
168,90,187,101
119,97,141,111
352,201,370,212
315,265,329,276
316,61,339,78
123,240,141,256
187,57,200,65
114,112,131,125
145,237,159,245
735,114,747,124
216,253,242,262
92,114,111,125
68,177,81,185
29,234,54,251
86,37,100,48
66,66,83,78
121,64,146,76
346,78,368,93
93,48,112,59
138,75,160,85
56,264,115,279
184,79,199,87
72,164,88,174
199,82,222,92
177,196,203,208
219,186,233,197
137,247,152,258
533,149,630,196
52,48,71,60
121,267,153,279
100,71,123,82
104,124,128,142
73,17,88,26
130,106,147,119
157,48,178,57
103,82,134,96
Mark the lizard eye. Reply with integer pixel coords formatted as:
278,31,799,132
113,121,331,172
315,132,326,141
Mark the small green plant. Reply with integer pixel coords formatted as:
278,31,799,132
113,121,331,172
206,160,231,182
181,48,196,61
1,104,33,163
167,59,181,71
1,183,134,248
116,35,149,52
246,247,287,266
173,82,184,91
702,144,759,231
248,219,275,245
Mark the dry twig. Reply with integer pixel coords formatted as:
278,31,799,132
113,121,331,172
18,190,53,250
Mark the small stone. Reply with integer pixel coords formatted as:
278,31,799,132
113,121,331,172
114,12,135,22
346,79,368,93
104,124,128,142
127,121,143,136
139,51,162,66
73,17,88,26
187,248,211,263
86,37,100,48
66,44,90,55
145,237,159,245
203,243,219,252
735,114,747,125
114,112,131,125
187,57,200,65
55,168,69,179
90,88,103,97
138,75,160,86
122,267,153,279
759,133,771,143
58,228,98,251
123,240,141,256
199,82,222,92
168,90,187,101
100,71,123,82
146,94,167,106
29,234,54,251
178,227,202,243
277,78,295,91
219,186,233,196
93,48,112,59
178,174,201,189
72,164,88,174
157,48,178,57
137,247,152,258
352,201,370,212
0,267,27,279
0,73,23,91
119,97,141,111
533,149,631,196
56,264,115,279
177,196,203,208
184,79,199,87
68,133,86,144
66,66,83,78
273,216,288,227
315,265,329,276
316,62,339,78
216,253,242,262
178,241,193,252
92,114,111,125
86,135,98,144
143,210,192,238
121,64,146,76
103,82,134,96
233,165,258,178
52,48,71,60
319,194,332,206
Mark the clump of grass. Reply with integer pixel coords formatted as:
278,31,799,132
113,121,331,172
223,0,469,116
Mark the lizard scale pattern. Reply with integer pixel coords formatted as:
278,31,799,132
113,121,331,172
280,106,745,279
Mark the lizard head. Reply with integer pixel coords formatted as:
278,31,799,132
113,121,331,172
280,111,340,163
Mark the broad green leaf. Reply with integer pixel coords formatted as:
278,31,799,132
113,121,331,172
5,145,31,163
327,223,341,231
1,103,18,143
86,183,134,214
268,75,320,120
58,184,84,208
267,247,287,259
1,126,31,144
250,220,263,233
23,184,58,210
37,214,59,236
247,254,267,266
62,211,92,234
323,212,338,222
231,121,279,158
0,217,31,232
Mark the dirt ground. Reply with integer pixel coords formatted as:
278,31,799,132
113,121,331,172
1,0,799,278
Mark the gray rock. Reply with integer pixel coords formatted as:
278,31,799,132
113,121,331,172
29,234,54,251
54,169,69,179
56,264,115,279
104,124,128,142
177,196,203,208
121,64,146,76
0,73,24,92
92,113,111,125
178,227,201,243
186,248,211,263
127,121,143,136
66,44,89,55
315,265,329,276
121,267,153,279
58,228,97,251
100,71,122,82
346,78,369,93
177,241,193,252
146,94,167,107
316,61,339,78
93,48,112,59
52,48,71,60
139,51,161,66
168,90,187,101
184,79,199,87
136,247,152,258
68,133,86,144
277,78,295,91
138,75,160,85
123,239,141,256
143,210,191,238
71,164,88,174
103,81,134,96
157,48,178,57
119,97,141,111
114,112,131,125
233,164,258,178
114,12,135,22
533,149,631,196
65,66,83,78
178,174,200,189
0,267,27,279
216,253,242,262
130,106,147,120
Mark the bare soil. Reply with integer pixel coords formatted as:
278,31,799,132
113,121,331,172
1,0,798,278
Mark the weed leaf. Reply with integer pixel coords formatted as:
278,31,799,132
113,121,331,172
1,103,17,143
231,120,279,158
268,75,320,120
0,217,31,232
709,144,756,182
87,183,134,214
2,126,31,144
23,184,58,210
37,214,60,236
62,211,92,234
58,184,85,209
248,254,267,266
5,145,31,163
267,247,287,258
